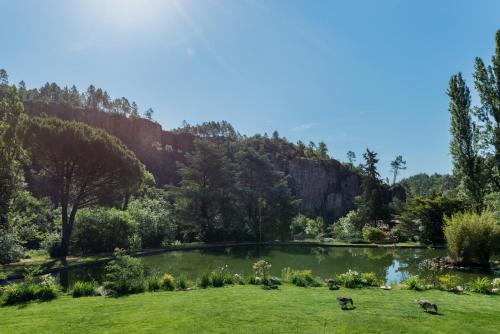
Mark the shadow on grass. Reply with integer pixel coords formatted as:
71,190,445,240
341,306,356,311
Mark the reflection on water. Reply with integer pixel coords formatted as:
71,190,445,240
55,245,499,289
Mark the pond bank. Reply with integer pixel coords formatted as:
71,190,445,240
0,241,445,283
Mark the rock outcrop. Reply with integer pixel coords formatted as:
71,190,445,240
24,102,403,220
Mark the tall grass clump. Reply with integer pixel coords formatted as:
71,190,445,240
161,273,175,291
281,268,322,287
401,275,426,291
467,277,492,294
198,272,211,288
176,274,189,290
71,281,98,298
444,211,500,266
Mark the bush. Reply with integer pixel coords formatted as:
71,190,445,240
41,233,63,258
444,211,500,266
282,267,321,287
198,272,211,288
72,281,98,297
329,210,363,241
0,232,24,264
176,274,189,290
361,272,381,286
401,275,425,291
438,274,462,291
2,275,59,305
146,276,162,292
72,208,138,254
247,274,259,285
103,249,145,296
252,260,271,280
362,226,386,242
336,270,381,288
233,274,245,285
492,278,500,289
161,273,175,291
467,277,492,294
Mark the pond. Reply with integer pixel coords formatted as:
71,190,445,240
56,245,499,289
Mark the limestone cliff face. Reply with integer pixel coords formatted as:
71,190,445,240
24,102,402,220
289,158,361,220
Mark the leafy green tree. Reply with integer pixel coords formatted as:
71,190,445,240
447,73,484,209
23,117,145,256
346,150,356,165
390,155,407,185
9,190,58,249
400,173,458,198
235,145,296,241
0,74,26,230
316,142,329,160
402,196,464,244
127,190,177,248
473,30,500,180
173,139,236,242
362,149,380,180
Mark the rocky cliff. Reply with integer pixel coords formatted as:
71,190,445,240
24,102,402,220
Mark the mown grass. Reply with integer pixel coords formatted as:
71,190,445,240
0,285,498,334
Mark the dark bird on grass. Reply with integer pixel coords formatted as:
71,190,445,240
416,299,438,313
336,296,354,309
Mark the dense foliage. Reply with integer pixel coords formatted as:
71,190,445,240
72,208,138,254
444,211,500,266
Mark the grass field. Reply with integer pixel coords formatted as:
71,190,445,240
0,284,498,334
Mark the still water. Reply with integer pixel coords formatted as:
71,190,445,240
56,245,499,289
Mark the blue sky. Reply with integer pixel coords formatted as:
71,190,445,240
1,0,500,180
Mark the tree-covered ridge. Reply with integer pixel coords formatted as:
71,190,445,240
400,173,458,198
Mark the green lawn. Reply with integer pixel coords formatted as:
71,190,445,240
1,285,498,334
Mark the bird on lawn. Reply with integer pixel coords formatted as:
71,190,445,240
416,299,438,313
336,296,354,309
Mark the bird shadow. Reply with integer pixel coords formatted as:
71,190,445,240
425,311,443,316
341,306,356,311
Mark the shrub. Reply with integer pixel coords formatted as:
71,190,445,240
36,276,59,301
233,274,245,285
161,273,175,291
72,281,98,298
41,233,63,258
467,277,492,294
223,273,234,285
329,210,363,241
103,249,145,296
210,271,225,287
198,272,211,288
2,283,38,305
444,211,500,266
492,278,500,289
362,226,386,242
146,276,162,292
247,274,259,285
290,270,322,287
252,260,271,280
2,275,59,305
336,270,381,288
401,275,425,291
361,272,381,287
72,208,138,254
0,232,24,264
438,274,462,291
176,274,189,290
